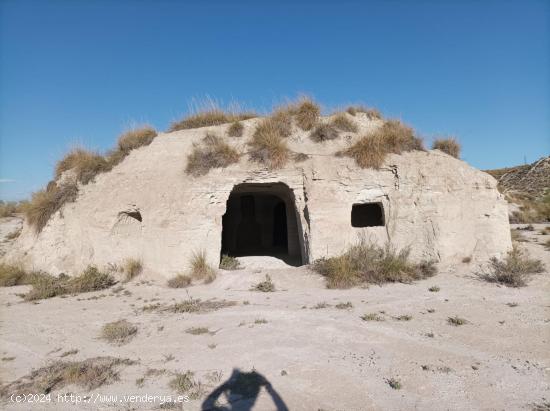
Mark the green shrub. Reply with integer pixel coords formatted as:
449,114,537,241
432,138,461,158
313,239,436,289
186,134,240,176
478,245,544,287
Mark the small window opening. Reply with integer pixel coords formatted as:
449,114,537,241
119,210,142,222
351,203,384,227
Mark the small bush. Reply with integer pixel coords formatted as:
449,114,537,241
0,357,134,397
186,133,240,176
185,327,209,335
309,123,339,143
252,274,275,292
0,200,27,217
294,98,320,130
169,371,204,399
447,316,468,326
341,119,423,169
432,138,461,158
361,313,384,321
428,285,440,292
335,302,353,309
331,113,359,132
55,148,110,184
386,378,401,389
478,246,544,287
313,239,436,289
25,181,79,232
346,106,382,120
100,320,138,345
117,126,157,153
227,121,244,137
167,274,192,288
123,258,143,282
24,266,115,301
219,255,240,270
190,251,216,283
249,119,290,169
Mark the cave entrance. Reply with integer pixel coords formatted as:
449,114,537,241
221,183,303,266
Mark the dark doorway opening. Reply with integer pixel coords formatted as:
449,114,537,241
221,183,303,266
351,203,385,227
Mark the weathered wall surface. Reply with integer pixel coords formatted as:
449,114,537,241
3,117,511,277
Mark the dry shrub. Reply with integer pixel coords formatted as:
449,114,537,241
117,126,157,153
251,274,275,292
123,258,143,282
25,181,79,232
169,371,205,399
342,119,424,169
169,297,236,314
0,357,134,397
0,263,40,287
167,274,192,288
100,320,138,345
249,120,290,169
508,192,550,223
24,266,115,301
219,255,240,270
309,123,339,143
478,245,544,287
346,106,382,120
294,98,320,130
313,239,436,289
432,138,461,158
186,133,240,176
227,121,244,137
169,101,256,132
0,200,27,217
55,148,110,184
331,113,359,132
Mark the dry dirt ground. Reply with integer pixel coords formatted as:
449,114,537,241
0,220,549,411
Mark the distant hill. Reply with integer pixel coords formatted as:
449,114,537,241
485,156,550,199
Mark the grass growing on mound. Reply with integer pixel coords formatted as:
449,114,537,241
100,320,138,345
313,239,436,289
23,266,115,301
432,138,461,158
117,126,157,153
123,258,143,282
169,110,255,132
0,263,41,287
227,121,244,137
294,98,320,130
478,245,544,287
346,106,382,120
0,357,134,398
341,119,424,169
55,149,111,184
186,133,240,176
309,123,339,142
25,181,79,233
331,113,359,132
249,118,290,169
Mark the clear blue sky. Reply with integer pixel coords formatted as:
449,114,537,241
1,0,549,201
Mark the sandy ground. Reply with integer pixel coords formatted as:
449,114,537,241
0,222,549,411
0,217,22,258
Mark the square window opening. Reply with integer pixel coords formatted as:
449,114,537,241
351,203,385,227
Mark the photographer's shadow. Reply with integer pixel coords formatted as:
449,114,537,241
201,368,288,411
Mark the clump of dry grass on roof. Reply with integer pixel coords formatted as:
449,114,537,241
25,181,79,232
341,119,424,168
346,105,382,120
294,98,320,130
432,137,461,159
331,113,359,132
55,149,111,184
186,133,240,176
309,123,339,143
169,99,256,132
249,118,290,169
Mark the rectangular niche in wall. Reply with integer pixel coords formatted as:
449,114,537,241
351,203,385,227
